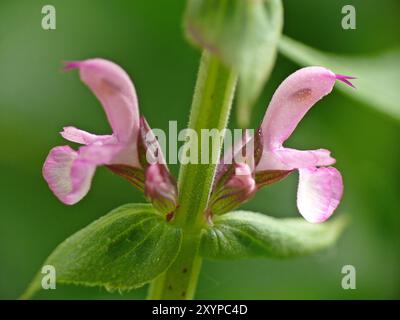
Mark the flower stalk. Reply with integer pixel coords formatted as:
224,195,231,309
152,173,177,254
147,51,237,299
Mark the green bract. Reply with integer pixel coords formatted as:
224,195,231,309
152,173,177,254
23,204,182,297
185,0,283,127
200,210,347,259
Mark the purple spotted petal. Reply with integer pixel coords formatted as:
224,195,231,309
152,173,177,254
259,66,337,151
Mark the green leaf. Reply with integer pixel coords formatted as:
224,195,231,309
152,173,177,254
22,204,182,298
279,35,400,121
200,210,347,260
185,0,283,127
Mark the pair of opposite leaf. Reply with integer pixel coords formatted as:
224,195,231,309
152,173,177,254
43,59,355,224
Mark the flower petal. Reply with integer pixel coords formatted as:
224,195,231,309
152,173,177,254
257,148,335,171
68,144,125,204
78,143,123,164
43,144,123,205
61,126,116,145
43,146,80,205
64,59,140,144
67,159,97,205
260,66,336,150
297,167,343,223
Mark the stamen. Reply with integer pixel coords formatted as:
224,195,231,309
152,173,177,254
63,61,81,71
335,74,357,88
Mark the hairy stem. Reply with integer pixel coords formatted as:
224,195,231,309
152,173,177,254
147,51,237,299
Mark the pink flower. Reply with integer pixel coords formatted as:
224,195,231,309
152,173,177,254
255,66,354,223
211,66,354,223
43,59,142,205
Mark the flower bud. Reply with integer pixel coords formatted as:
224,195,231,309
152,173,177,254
144,163,178,217
209,162,256,215
226,162,256,194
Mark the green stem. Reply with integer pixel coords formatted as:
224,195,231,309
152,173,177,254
147,51,237,299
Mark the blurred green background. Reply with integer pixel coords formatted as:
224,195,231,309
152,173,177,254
1,0,399,299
